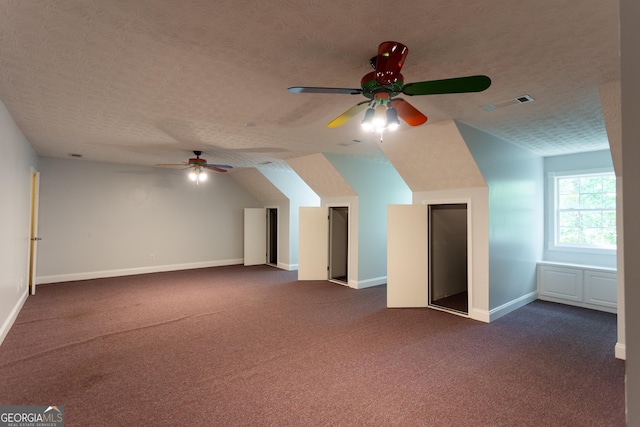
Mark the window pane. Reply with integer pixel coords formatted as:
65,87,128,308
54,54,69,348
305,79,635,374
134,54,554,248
559,227,580,243
580,211,602,228
579,193,602,209
603,193,616,209
603,228,617,245
580,176,603,194
559,211,579,227
559,194,579,209
558,178,579,194
603,211,616,228
582,228,603,245
603,176,616,193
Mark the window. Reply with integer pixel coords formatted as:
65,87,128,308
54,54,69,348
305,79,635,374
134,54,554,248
553,171,616,250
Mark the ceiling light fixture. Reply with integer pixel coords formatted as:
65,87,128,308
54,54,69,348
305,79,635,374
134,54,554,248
360,97,401,141
188,168,207,185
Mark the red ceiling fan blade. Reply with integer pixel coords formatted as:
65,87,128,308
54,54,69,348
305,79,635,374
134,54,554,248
375,41,408,85
390,98,428,126
328,100,370,128
205,165,230,173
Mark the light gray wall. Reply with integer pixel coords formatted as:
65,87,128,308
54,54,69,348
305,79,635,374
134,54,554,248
324,153,412,285
0,100,38,344
457,121,544,310
36,157,260,282
621,0,640,423
543,150,615,268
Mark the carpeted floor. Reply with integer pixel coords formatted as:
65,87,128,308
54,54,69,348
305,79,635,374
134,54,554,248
0,265,625,426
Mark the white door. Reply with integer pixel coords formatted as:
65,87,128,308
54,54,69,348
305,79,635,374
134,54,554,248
244,208,266,266
298,206,328,280
28,169,40,295
387,204,429,308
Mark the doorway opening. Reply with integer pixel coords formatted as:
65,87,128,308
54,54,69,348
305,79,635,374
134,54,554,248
267,208,278,266
329,206,348,285
428,203,469,314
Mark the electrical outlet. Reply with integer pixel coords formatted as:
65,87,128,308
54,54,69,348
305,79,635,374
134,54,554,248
150,254,155,261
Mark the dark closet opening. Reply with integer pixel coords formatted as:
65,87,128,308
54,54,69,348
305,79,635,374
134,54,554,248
329,207,348,284
428,203,469,314
267,208,277,266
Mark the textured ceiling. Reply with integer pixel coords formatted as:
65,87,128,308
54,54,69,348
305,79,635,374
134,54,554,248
0,0,620,171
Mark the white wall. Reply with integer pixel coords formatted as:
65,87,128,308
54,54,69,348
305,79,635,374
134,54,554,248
543,150,616,268
324,153,412,287
458,121,544,313
36,157,260,282
0,100,38,344
621,0,640,423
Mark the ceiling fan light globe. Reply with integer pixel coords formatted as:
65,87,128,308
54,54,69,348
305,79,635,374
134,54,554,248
361,107,375,130
189,171,197,181
386,107,400,130
199,171,208,181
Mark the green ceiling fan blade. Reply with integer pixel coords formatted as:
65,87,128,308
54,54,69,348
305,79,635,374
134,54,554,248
327,100,370,128
402,75,491,96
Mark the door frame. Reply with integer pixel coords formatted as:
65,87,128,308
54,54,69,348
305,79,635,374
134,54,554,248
423,198,473,317
328,205,349,285
28,168,40,295
266,206,278,267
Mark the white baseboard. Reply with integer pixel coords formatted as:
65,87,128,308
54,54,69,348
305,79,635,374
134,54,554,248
0,289,29,346
36,259,244,284
471,291,539,323
615,342,626,360
276,262,297,271
352,276,387,289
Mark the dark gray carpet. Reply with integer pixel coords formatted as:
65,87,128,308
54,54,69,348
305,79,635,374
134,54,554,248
0,265,625,426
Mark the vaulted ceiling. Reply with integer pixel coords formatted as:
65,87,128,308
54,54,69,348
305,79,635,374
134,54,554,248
0,0,620,171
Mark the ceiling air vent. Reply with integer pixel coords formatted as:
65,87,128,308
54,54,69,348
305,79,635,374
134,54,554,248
483,95,534,111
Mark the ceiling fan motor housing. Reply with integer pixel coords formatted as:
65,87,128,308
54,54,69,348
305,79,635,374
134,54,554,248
361,71,404,99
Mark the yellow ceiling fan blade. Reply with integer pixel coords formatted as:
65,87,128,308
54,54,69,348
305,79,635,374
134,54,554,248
327,101,370,128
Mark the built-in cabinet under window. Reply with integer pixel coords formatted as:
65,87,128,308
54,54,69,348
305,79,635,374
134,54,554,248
537,262,617,313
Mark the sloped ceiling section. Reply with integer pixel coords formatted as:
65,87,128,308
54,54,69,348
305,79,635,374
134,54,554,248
286,153,357,199
379,120,486,192
257,167,320,204
230,168,286,202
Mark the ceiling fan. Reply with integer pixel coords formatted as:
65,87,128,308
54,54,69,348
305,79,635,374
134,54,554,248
155,150,233,184
287,41,491,133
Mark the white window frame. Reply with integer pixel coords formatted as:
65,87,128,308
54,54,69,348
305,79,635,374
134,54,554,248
547,168,616,255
